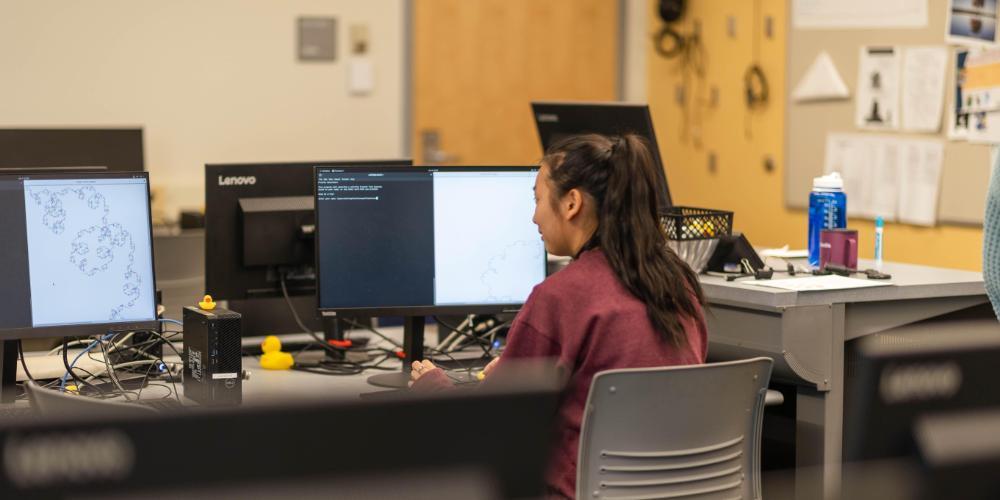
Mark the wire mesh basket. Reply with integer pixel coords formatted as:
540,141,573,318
661,206,734,273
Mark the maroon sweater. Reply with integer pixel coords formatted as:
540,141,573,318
413,249,708,498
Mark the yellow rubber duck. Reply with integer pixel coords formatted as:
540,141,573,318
259,336,294,370
198,295,216,310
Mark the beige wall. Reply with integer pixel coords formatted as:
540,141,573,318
0,1,406,218
623,0,648,102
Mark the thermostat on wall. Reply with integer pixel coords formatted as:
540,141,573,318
298,17,336,62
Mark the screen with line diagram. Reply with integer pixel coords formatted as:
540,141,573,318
22,177,156,327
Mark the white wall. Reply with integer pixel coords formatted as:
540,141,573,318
0,1,406,218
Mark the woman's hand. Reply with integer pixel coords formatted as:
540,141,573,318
410,359,441,383
480,356,501,379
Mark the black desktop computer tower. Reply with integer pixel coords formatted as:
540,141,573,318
183,306,243,406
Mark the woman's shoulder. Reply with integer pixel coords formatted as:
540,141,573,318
532,250,616,300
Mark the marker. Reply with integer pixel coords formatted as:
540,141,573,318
874,216,884,272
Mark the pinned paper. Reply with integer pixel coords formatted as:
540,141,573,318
793,52,850,102
856,47,901,131
950,48,972,141
962,48,1000,144
825,133,944,226
793,0,927,29
901,46,948,133
946,0,1000,47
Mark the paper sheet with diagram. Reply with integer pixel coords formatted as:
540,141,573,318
825,133,944,226
856,47,901,131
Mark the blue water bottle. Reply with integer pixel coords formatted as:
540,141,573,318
808,172,847,267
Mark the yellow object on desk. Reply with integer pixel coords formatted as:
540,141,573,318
198,295,216,311
259,336,294,370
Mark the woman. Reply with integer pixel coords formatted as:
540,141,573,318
985,151,1000,320
411,133,708,498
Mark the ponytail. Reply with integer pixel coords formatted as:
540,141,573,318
543,133,704,347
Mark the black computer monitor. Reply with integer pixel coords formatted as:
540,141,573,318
315,165,547,387
844,329,1000,462
0,171,158,340
531,101,672,211
204,160,411,336
0,364,562,499
0,128,144,172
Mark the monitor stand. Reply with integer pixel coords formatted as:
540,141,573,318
367,316,424,389
0,340,15,403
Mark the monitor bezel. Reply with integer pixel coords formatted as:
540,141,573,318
530,100,672,210
0,171,159,340
314,165,545,317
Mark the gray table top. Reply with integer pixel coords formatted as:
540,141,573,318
699,259,986,310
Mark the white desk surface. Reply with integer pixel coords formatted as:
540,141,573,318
700,259,985,309
18,325,472,407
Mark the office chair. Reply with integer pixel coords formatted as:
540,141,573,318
577,357,773,500
24,381,158,418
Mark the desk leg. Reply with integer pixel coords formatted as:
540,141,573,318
795,304,845,499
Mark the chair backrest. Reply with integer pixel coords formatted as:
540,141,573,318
577,357,773,500
24,381,157,418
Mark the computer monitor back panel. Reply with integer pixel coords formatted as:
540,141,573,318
532,101,672,210
0,128,144,172
315,166,546,316
204,160,411,300
0,171,158,339
844,330,1000,462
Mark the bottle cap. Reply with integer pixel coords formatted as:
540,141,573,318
875,216,884,228
813,172,844,190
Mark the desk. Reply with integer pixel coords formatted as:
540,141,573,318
700,260,991,498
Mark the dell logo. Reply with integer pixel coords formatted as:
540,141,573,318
3,430,135,488
218,175,257,186
879,362,962,404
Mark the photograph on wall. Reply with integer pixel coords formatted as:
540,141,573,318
950,48,972,139
947,0,1000,46
856,47,901,131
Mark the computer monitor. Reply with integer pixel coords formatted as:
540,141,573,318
0,362,563,499
844,329,1000,462
315,165,547,387
531,101,672,211
0,171,158,339
0,128,145,172
204,160,411,336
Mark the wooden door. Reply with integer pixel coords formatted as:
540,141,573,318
412,0,620,165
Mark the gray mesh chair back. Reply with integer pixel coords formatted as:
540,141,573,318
577,357,773,500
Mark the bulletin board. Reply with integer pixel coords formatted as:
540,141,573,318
784,0,992,225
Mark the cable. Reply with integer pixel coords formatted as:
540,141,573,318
17,340,36,383
99,334,132,400
278,273,360,356
61,335,112,394
744,0,770,139
433,316,492,357
339,318,403,349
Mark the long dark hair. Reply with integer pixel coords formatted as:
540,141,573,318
542,133,705,347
